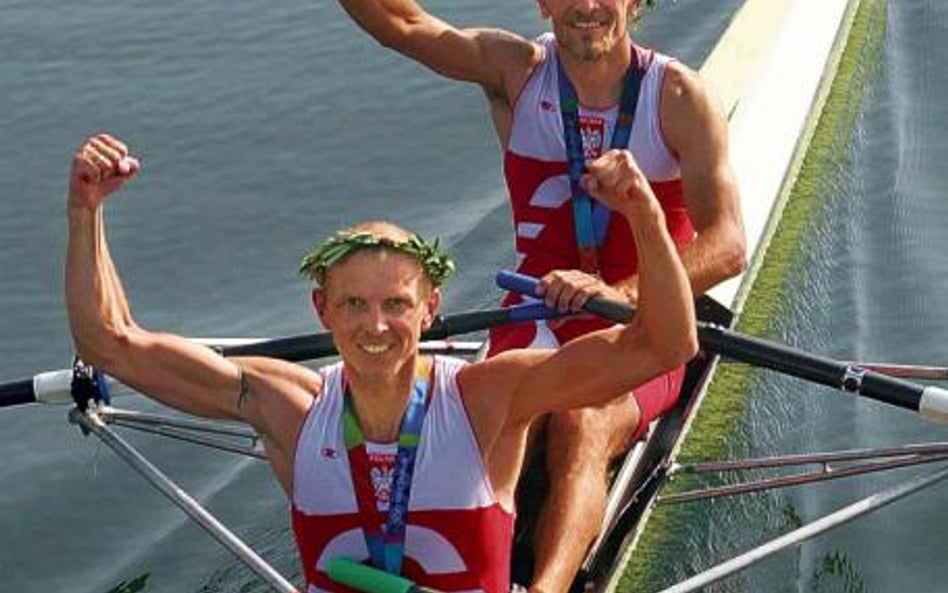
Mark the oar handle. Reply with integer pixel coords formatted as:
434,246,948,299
495,270,634,322
496,270,948,426
422,301,562,341
327,558,443,593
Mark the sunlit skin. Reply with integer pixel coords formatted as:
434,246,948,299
538,0,640,64
313,246,440,397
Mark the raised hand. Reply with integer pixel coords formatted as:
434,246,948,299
580,149,659,218
68,133,140,211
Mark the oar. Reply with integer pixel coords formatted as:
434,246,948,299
0,301,561,409
841,362,948,381
496,270,948,426
327,557,444,593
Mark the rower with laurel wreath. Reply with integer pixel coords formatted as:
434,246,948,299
65,133,697,593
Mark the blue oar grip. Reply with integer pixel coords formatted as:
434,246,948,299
496,270,634,323
496,270,542,299
506,301,560,322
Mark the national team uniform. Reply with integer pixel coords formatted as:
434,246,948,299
291,357,514,593
489,33,694,435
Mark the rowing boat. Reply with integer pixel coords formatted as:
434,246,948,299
4,0,940,591
510,294,733,592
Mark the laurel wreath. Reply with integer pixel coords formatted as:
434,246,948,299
299,230,456,288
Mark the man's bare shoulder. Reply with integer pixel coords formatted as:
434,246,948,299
660,61,727,151
661,60,716,109
456,349,553,441
467,27,543,101
237,356,322,409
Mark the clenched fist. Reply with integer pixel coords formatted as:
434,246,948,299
68,133,140,211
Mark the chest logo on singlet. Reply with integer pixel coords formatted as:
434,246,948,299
579,115,606,161
368,449,396,511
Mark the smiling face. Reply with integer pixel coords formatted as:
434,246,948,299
538,0,641,62
314,247,440,384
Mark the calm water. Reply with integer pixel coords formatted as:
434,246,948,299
1,1,943,592
761,3,948,592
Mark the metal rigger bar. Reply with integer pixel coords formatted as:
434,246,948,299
101,407,266,459
661,443,948,504
655,463,948,593
70,405,300,593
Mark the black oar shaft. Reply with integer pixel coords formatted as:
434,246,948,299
0,378,35,408
219,303,556,361
495,270,948,424
698,324,926,412
220,332,335,361
0,302,560,408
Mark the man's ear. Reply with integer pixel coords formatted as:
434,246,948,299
423,287,442,331
312,289,330,329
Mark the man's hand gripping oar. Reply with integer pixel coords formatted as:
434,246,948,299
497,270,948,426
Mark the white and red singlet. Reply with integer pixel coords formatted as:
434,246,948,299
291,356,514,593
490,33,694,433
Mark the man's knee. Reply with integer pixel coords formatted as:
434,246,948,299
544,403,639,473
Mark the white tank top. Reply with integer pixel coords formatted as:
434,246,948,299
507,32,680,180
291,356,514,593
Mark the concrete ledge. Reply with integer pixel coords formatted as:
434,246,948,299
704,0,853,308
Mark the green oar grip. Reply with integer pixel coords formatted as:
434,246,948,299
327,558,415,593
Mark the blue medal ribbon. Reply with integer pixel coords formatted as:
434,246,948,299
556,46,646,272
342,358,433,574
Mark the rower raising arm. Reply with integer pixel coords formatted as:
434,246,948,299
65,134,315,493
458,149,698,508
334,0,540,143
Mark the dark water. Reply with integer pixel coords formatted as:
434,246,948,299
775,3,948,592
4,1,942,592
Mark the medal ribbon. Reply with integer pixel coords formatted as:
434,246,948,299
342,357,433,574
557,47,646,272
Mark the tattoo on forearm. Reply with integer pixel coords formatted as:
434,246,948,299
235,363,250,410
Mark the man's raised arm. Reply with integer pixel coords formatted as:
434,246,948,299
469,149,698,422
335,0,537,94
64,134,315,431
65,134,247,420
